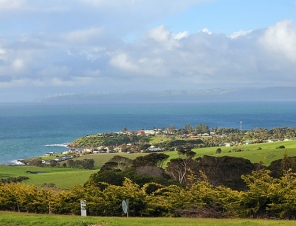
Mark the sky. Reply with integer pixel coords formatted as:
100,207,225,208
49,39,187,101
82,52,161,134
1,0,296,102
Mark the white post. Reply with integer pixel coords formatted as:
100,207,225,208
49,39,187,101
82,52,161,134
126,199,129,218
80,200,87,217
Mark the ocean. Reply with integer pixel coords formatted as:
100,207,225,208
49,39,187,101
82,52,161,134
0,101,296,164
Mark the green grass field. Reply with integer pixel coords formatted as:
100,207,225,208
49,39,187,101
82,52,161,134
190,140,296,166
0,165,96,189
1,140,296,189
79,152,147,169
0,212,296,226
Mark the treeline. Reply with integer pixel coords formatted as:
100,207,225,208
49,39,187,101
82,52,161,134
171,124,296,140
1,176,29,184
1,153,296,219
69,133,149,148
67,159,95,169
25,158,95,169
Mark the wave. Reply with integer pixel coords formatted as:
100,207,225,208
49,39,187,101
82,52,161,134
9,160,25,165
44,143,69,147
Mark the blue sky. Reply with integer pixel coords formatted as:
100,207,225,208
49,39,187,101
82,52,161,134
0,0,296,102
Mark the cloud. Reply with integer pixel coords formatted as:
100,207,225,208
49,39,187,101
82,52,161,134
110,53,139,72
229,30,252,39
61,28,104,44
0,0,296,102
37,66,71,78
258,20,296,62
12,59,25,71
174,31,189,40
0,0,26,10
147,25,182,50
2,20,296,94
201,28,212,35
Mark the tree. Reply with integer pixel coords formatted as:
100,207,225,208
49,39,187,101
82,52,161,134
184,124,193,134
166,125,176,135
100,155,133,172
166,149,196,184
193,155,256,190
238,169,296,219
268,154,296,178
81,159,95,169
133,153,169,168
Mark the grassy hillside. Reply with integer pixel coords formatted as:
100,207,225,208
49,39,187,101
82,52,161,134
79,140,296,168
1,140,295,189
0,211,296,226
0,165,95,189
190,140,296,166
0,153,147,189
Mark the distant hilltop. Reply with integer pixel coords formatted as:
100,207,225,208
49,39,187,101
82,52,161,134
35,86,296,103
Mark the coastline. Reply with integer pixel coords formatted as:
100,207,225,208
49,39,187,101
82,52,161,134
1,101,296,164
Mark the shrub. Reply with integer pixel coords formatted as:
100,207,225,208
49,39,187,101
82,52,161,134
216,148,222,154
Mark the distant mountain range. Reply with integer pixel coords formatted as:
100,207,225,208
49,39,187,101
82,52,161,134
35,86,296,103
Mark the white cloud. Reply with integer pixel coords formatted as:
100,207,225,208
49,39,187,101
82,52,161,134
12,59,25,71
174,31,188,40
258,20,296,62
85,69,101,76
0,78,29,88
37,66,71,78
0,48,6,61
148,25,171,42
201,28,212,34
147,25,180,50
110,53,139,72
61,28,103,44
2,20,296,93
230,30,252,39
1,0,296,102
0,0,26,9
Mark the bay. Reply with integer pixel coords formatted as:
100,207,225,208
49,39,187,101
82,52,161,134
0,101,295,164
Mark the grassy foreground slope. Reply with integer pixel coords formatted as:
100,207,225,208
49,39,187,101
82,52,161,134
0,212,295,226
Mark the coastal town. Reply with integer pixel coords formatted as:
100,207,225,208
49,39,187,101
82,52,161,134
35,126,296,166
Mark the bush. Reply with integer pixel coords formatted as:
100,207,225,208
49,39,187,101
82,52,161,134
216,148,222,154
1,176,29,183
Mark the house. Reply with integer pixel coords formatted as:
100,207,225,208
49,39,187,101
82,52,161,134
42,160,51,165
136,130,145,135
263,139,278,143
202,133,210,136
55,155,73,162
224,143,233,147
144,146,162,152
144,130,156,135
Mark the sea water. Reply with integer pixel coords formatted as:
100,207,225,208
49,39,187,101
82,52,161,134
0,101,296,164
